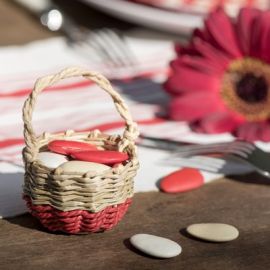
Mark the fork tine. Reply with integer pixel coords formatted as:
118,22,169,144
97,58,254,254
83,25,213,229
172,145,234,156
105,29,138,66
71,41,114,75
173,142,232,153
140,140,239,157
173,141,254,157
174,147,249,158
164,159,219,172
227,141,255,152
220,149,249,158
90,29,134,68
140,136,257,162
179,156,225,168
73,40,106,63
94,30,127,67
69,26,121,69
167,154,255,175
101,29,136,67
164,156,224,172
153,136,270,177
86,30,121,67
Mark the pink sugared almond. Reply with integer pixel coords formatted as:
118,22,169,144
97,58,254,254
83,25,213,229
48,140,97,155
160,168,204,193
71,150,129,165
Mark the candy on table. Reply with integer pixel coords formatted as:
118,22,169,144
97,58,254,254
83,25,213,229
159,168,204,193
130,233,182,258
71,150,129,165
57,160,110,174
186,223,239,242
37,152,68,169
48,140,97,155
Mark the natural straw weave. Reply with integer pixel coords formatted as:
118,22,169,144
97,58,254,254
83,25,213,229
22,67,139,214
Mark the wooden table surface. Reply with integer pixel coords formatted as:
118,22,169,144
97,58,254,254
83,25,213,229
0,1,270,269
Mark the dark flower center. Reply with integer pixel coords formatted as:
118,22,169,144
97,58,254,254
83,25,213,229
236,73,268,103
221,58,270,121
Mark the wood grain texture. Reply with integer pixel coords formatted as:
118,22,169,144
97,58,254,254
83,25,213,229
0,0,56,45
0,1,270,269
1,177,270,270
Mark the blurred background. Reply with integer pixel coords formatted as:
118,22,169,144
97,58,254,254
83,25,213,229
1,0,270,218
1,3,270,268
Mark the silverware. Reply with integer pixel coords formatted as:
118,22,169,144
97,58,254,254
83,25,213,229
138,134,191,151
171,140,270,178
14,0,137,69
138,135,252,175
139,135,270,178
164,155,254,175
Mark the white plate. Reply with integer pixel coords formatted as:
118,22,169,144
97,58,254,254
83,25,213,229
81,0,204,34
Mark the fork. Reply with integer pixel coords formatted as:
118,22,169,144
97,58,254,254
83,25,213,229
173,141,270,177
165,154,254,175
14,0,137,69
140,135,270,178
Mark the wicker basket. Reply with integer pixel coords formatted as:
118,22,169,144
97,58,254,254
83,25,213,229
22,67,139,234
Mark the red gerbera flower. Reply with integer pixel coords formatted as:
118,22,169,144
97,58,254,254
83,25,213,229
164,7,270,142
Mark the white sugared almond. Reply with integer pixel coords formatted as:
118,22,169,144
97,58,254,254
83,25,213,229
37,152,68,169
130,234,182,258
57,160,110,174
187,223,239,242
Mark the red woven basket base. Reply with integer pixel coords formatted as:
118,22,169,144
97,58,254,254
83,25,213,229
24,196,132,234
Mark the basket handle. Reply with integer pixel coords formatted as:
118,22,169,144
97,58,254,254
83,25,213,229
22,67,139,153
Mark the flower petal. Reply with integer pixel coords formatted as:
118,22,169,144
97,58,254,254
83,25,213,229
175,28,211,56
236,7,261,55
174,44,200,57
192,38,231,70
164,65,220,95
168,92,222,121
235,122,270,142
179,55,224,76
176,27,232,71
249,10,270,63
204,7,242,58
194,112,241,134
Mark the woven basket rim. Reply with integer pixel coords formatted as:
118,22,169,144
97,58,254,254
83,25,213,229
23,129,138,177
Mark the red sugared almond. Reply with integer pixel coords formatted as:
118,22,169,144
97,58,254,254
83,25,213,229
71,150,129,165
160,168,204,193
48,140,97,155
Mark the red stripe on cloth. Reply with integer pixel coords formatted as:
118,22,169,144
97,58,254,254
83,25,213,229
0,138,24,148
79,118,166,132
0,68,169,98
0,81,93,98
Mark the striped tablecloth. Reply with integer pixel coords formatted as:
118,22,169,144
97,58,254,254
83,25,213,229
0,36,253,218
